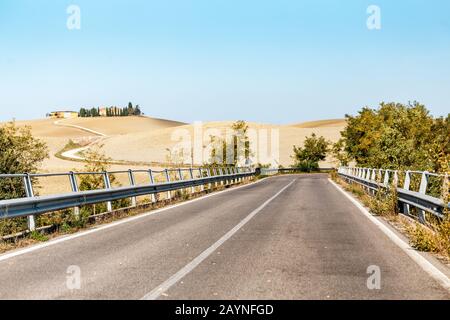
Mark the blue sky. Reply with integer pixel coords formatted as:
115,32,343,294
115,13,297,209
1,0,449,123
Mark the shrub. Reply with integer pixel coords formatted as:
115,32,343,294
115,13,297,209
292,133,329,170
297,160,319,172
406,223,441,253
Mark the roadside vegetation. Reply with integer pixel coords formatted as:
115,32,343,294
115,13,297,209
332,101,449,172
207,120,253,167
330,101,450,261
0,122,253,252
0,122,49,236
291,133,330,172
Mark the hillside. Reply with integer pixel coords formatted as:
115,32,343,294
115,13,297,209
5,116,346,170
61,116,186,135
8,116,187,173
1,116,346,195
289,119,346,128
96,120,346,168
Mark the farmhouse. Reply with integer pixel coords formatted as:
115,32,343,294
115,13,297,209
47,110,79,119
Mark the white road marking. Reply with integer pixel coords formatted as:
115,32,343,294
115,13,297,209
142,179,296,300
328,178,450,292
0,175,271,262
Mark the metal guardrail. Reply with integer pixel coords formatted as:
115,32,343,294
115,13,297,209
338,167,450,223
0,167,255,231
260,167,334,175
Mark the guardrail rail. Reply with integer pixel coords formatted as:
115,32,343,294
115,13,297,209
260,167,334,175
0,166,255,231
338,167,450,224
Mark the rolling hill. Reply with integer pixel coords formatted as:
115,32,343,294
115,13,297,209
7,116,346,171
2,116,346,195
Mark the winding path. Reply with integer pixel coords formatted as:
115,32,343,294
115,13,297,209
53,119,108,161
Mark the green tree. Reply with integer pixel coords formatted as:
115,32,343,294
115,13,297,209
134,105,141,116
331,138,351,166
340,101,448,171
79,108,86,117
0,122,49,199
127,102,134,116
208,120,252,166
90,107,98,117
292,133,330,172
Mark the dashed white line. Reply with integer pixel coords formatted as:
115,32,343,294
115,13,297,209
142,179,296,300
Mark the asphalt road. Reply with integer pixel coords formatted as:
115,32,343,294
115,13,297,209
0,174,449,300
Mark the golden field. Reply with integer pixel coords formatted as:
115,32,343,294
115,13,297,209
2,116,346,195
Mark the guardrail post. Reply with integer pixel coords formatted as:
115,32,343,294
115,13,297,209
165,169,172,200
103,172,113,212
23,174,36,231
219,168,224,186
365,169,371,180
442,173,449,202
418,172,429,223
198,168,204,192
393,171,399,187
68,171,80,218
128,170,137,207
207,168,212,190
189,168,195,194
213,168,218,188
370,169,376,181
148,169,156,203
178,168,185,195
383,171,390,187
403,170,411,215
225,167,230,186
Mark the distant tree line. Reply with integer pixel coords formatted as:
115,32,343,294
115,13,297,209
79,102,142,117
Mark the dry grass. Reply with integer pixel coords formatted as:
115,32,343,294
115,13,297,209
2,116,345,193
1,116,188,172
5,117,345,170
97,120,345,167
62,116,186,135
14,118,88,138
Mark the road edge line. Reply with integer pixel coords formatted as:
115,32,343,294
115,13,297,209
328,178,450,292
